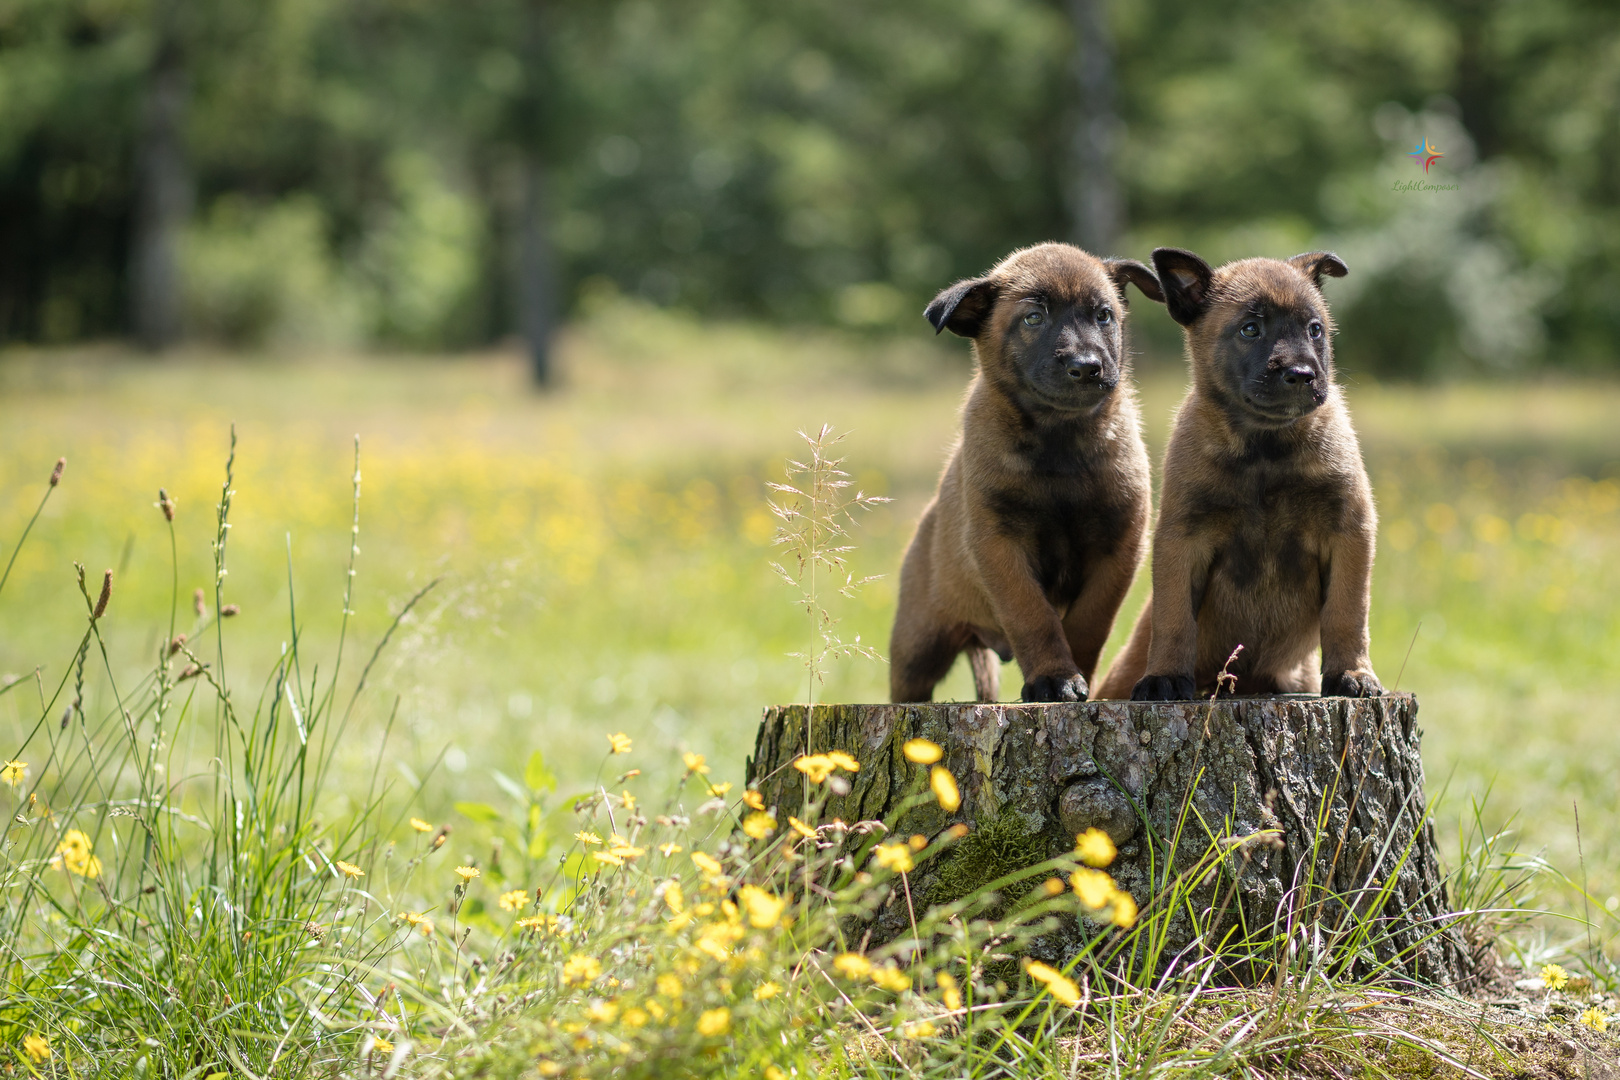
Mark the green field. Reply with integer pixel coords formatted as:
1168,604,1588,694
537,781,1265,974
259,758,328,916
2,310,1617,1072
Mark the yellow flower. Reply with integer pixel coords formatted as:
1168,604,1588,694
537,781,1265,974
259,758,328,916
586,999,619,1024
683,752,710,775
53,829,101,878
1,760,28,787
708,781,733,797
937,971,963,1011
930,766,961,812
372,1036,393,1055
658,842,683,857
691,851,725,877
793,754,835,784
902,739,942,764
873,842,914,874
608,841,645,861
656,973,683,998
621,1006,650,1028
1578,1007,1608,1032
454,865,480,882
562,954,602,985
1025,960,1081,1007
576,831,603,846
22,1034,49,1063
870,965,911,993
825,751,860,773
593,850,625,867
742,811,777,840
737,884,785,929
516,914,560,934
409,817,432,832
1110,890,1138,928
765,1067,787,1080
1070,867,1114,911
742,789,766,811
1540,963,1570,991
621,789,637,812
608,732,633,754
400,912,434,936
787,816,817,839
336,860,365,879
1075,827,1117,868
901,1020,937,1039
498,889,530,912
696,1007,731,1037
753,980,781,1001
833,953,872,979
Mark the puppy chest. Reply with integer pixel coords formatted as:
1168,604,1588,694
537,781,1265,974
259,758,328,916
986,487,1132,605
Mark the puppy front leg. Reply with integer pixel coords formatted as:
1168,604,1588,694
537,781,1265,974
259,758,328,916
1319,523,1382,697
970,532,1083,702
1061,548,1142,686
1131,535,1210,701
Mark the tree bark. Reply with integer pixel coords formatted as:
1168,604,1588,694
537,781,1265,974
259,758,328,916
747,695,1482,988
513,0,556,388
129,2,190,351
1066,0,1121,254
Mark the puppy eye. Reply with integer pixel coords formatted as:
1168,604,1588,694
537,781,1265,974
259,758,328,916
1095,308,1112,326
1308,322,1323,339
1239,321,1261,339
1023,310,1044,327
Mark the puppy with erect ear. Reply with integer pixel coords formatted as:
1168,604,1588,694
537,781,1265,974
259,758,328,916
1092,248,1384,702
890,243,1164,704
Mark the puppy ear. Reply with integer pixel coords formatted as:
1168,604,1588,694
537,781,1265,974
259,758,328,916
1287,251,1349,289
924,278,997,337
1151,248,1214,326
1104,258,1164,306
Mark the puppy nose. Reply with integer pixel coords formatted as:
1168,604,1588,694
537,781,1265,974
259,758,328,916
1066,356,1103,380
1281,365,1316,386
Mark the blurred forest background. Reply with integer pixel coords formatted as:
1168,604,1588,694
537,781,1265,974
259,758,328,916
5,0,1620,379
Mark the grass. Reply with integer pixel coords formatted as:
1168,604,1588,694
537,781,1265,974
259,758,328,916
0,305,1618,1074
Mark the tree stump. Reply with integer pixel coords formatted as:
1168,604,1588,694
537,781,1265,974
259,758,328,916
746,695,1481,988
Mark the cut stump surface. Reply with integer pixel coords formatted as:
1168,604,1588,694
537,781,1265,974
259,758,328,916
747,694,1480,987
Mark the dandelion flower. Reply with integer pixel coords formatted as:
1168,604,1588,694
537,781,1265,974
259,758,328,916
737,884,785,929
562,954,602,985
683,752,710,775
1075,827,1117,868
663,881,685,913
1540,963,1570,991
708,781,733,797
903,738,943,764
608,732,633,754
691,851,724,877
52,829,102,878
658,842,683,857
937,971,963,1011
788,816,817,839
498,889,529,913
1110,890,1138,928
1026,960,1081,1007
873,842,914,874
825,751,860,773
454,865,480,882
754,981,781,1001
23,1034,49,1063
930,766,961,812
742,811,777,840
1070,867,1114,911
870,965,911,993
696,1007,731,1037
1,760,27,787
575,831,603,846
1578,1007,1608,1032
400,912,434,936
593,850,625,867
765,1067,787,1080
372,1037,394,1055
901,1020,937,1039
621,1006,650,1028
833,953,873,979
657,973,683,998
742,789,766,811
621,790,637,812
586,1000,618,1024
793,754,836,784
516,914,559,934
409,818,432,833
336,860,365,879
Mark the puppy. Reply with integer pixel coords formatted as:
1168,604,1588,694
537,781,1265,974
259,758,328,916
1093,248,1383,701
890,243,1164,704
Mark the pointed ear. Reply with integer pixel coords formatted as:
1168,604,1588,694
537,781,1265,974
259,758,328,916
1288,251,1349,289
1151,248,1215,326
1104,258,1164,307
924,277,998,337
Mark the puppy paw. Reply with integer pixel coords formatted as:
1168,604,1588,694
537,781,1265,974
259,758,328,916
1021,672,1088,703
1130,674,1197,702
1321,669,1383,698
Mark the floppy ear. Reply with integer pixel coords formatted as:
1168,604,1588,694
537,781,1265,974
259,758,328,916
1288,251,1349,290
1151,248,1215,326
924,277,998,338
1103,258,1164,307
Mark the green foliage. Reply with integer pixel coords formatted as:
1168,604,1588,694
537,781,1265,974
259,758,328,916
929,810,1047,911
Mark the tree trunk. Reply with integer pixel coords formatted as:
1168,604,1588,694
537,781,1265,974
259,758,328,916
1066,0,1121,254
129,5,190,351
747,695,1482,988
513,0,556,389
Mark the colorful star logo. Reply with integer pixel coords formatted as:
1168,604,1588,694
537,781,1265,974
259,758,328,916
1407,138,1443,174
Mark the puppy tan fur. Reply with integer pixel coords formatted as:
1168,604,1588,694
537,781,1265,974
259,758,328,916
890,243,1164,703
1093,248,1382,702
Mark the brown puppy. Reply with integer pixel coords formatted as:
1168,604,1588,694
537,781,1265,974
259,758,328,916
890,243,1163,704
1093,248,1382,702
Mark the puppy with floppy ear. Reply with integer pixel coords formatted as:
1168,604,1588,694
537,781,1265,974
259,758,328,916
890,243,1164,704
1092,247,1383,702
